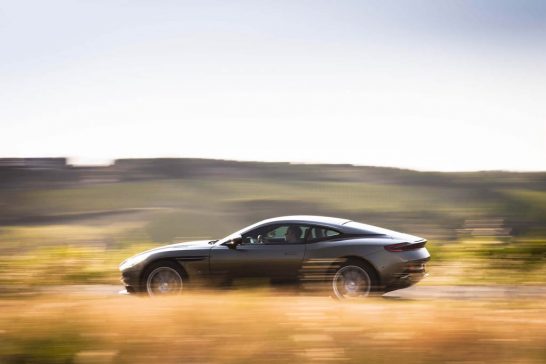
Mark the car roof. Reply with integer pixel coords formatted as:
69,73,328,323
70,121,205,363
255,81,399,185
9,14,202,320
255,215,351,228
236,215,422,241
236,215,420,239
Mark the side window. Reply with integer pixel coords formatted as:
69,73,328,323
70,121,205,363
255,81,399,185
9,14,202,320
265,225,288,243
242,225,272,245
242,224,309,244
308,226,341,242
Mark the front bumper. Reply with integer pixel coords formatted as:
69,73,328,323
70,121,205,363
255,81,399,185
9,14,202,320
120,268,141,294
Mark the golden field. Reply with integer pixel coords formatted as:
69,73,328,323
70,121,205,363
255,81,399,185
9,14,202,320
1,290,546,363
1,161,545,363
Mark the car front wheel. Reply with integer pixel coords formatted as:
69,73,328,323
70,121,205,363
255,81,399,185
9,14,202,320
144,262,185,296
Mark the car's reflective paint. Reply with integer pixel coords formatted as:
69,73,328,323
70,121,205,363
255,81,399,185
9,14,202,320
120,215,430,296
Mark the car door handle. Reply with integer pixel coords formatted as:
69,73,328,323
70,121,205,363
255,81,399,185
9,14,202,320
284,252,297,256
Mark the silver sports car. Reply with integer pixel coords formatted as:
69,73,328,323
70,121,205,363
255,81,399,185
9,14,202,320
120,215,430,299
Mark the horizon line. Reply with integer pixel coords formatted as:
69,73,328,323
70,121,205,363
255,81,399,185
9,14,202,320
1,156,544,174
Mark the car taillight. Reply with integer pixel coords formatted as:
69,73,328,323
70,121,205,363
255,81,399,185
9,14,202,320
384,241,426,252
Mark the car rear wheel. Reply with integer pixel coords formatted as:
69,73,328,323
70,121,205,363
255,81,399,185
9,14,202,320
332,263,372,299
144,262,185,296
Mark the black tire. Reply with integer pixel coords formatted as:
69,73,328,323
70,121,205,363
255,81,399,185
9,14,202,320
142,261,186,297
331,259,377,300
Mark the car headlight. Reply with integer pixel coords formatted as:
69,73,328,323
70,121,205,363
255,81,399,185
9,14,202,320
119,253,150,271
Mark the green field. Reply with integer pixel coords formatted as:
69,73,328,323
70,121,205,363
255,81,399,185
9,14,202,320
0,160,545,291
1,160,545,363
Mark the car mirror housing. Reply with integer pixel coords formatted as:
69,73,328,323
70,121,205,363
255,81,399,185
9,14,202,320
225,235,243,249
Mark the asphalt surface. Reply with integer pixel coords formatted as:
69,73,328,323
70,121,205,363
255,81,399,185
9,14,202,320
383,285,546,300
39,284,546,300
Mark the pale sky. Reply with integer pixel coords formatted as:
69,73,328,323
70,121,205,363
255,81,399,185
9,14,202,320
1,0,545,171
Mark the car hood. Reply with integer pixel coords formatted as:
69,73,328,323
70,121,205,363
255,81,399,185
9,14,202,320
127,240,212,261
145,240,213,254
119,240,214,271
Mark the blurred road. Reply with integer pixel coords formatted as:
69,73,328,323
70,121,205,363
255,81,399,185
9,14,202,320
383,285,546,300
40,284,546,300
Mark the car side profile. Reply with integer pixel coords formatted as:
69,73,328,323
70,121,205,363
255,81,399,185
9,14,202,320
119,215,430,299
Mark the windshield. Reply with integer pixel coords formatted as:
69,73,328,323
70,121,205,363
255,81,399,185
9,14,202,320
215,220,266,245
216,233,240,245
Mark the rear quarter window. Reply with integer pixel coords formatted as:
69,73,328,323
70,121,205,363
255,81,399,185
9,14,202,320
308,226,341,242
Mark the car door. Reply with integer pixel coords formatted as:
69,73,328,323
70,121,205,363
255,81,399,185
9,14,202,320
209,224,307,280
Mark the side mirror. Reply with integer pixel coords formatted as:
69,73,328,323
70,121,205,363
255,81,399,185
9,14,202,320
225,235,243,249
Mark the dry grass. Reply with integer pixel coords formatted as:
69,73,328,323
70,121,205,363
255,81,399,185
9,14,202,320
1,291,545,363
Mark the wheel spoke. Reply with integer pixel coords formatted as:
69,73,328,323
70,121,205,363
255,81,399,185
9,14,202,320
146,267,183,296
332,265,371,299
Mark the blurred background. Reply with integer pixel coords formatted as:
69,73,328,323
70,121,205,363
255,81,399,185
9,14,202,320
0,157,545,290
1,158,545,363
1,0,545,363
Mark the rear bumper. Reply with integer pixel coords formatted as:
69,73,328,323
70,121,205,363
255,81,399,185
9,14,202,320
383,257,430,292
385,272,428,292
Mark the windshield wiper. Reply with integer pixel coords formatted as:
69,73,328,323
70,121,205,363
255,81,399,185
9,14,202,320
208,240,218,245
